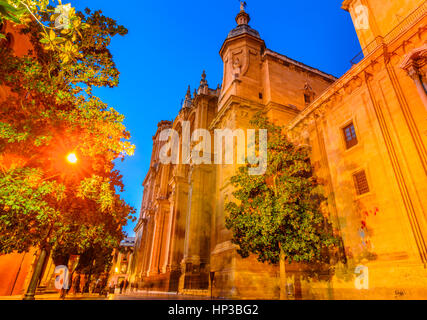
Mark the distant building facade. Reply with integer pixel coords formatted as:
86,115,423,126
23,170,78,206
133,0,427,299
109,237,135,289
0,21,39,297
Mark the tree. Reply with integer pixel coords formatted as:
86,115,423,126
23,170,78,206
225,114,341,299
0,0,88,63
70,244,113,293
0,7,134,299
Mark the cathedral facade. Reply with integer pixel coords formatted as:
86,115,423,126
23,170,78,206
131,0,427,299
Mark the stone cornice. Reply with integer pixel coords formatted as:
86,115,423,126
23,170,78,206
265,101,301,117
288,45,383,130
152,120,172,141
219,32,265,58
400,44,427,71
209,95,264,130
192,89,219,106
289,11,427,131
263,49,337,82
211,240,238,255
341,0,353,11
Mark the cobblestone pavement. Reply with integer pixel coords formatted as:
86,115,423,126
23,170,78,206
0,293,106,300
1,291,215,300
110,291,214,300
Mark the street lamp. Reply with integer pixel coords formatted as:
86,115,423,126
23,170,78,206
23,151,78,300
66,152,78,164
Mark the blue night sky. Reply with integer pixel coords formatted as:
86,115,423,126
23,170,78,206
72,0,362,236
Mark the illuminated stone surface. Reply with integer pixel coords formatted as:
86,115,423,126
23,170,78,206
131,0,427,299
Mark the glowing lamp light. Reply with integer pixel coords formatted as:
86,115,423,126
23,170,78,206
66,153,78,164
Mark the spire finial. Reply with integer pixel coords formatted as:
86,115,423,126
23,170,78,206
183,85,192,108
236,2,250,25
198,70,209,95
185,85,191,99
200,70,208,87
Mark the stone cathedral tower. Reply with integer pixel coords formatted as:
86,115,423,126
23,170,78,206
210,4,335,299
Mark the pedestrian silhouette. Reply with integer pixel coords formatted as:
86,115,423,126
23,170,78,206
124,279,129,293
119,280,124,294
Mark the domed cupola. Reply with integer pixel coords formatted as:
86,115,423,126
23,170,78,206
226,2,261,40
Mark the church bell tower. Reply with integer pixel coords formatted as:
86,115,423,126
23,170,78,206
218,2,266,110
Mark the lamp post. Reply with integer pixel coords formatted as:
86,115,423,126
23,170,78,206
22,152,78,300
23,248,48,300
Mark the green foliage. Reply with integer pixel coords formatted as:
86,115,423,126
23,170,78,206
0,168,63,253
0,6,135,270
0,1,28,24
225,114,341,266
0,1,90,64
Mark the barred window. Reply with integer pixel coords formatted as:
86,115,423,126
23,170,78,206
353,170,370,195
343,122,358,149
